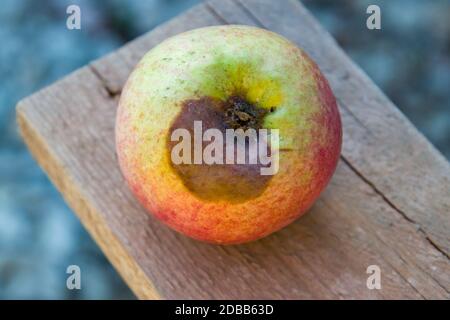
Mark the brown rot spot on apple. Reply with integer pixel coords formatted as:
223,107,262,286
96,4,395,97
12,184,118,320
167,96,273,203
224,96,268,131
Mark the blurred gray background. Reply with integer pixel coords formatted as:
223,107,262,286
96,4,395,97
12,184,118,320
0,0,448,299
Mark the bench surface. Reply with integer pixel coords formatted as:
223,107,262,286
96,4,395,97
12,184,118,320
17,0,450,299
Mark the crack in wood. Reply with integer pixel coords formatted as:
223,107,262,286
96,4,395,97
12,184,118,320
204,2,228,25
341,155,450,261
88,64,122,98
232,0,265,28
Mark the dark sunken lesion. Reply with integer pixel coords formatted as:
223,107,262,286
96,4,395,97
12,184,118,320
167,95,274,203
224,96,268,131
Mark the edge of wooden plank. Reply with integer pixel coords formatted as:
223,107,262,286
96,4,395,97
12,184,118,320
16,68,161,300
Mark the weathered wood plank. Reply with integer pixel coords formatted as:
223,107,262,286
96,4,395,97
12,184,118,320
17,0,449,299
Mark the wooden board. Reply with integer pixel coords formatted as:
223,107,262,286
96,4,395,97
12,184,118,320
17,0,450,299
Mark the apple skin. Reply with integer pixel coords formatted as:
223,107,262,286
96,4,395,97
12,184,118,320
116,25,342,244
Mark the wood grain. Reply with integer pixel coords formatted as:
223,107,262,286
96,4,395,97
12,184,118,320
17,0,450,299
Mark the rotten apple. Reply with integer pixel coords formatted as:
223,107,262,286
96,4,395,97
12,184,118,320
116,25,342,244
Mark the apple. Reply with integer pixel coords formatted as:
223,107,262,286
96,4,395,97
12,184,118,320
116,25,342,244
